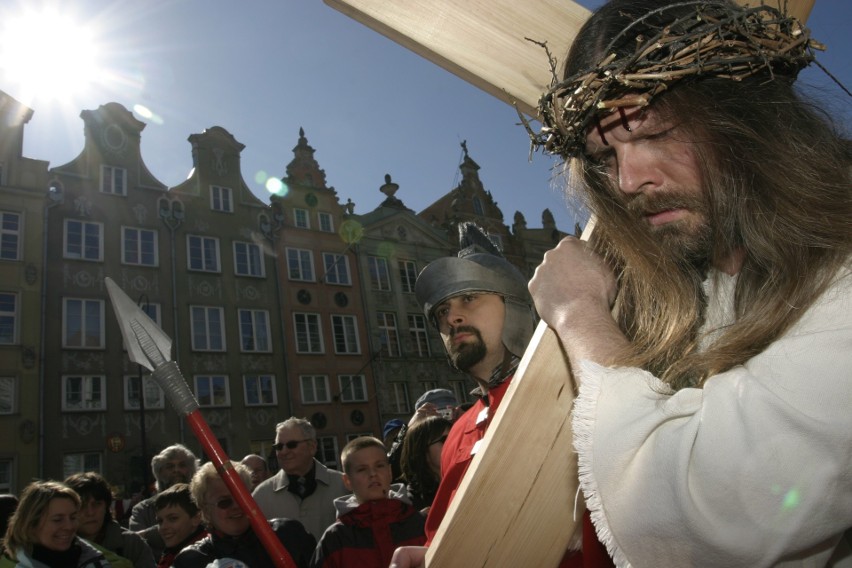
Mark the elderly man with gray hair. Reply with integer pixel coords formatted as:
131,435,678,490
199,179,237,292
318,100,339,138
130,443,200,559
252,417,348,541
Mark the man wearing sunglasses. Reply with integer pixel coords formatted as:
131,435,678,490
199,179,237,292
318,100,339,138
252,417,347,541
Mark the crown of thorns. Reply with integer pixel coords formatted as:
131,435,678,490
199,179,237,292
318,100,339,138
531,1,823,158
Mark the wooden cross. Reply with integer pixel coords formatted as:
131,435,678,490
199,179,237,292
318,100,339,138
324,1,816,565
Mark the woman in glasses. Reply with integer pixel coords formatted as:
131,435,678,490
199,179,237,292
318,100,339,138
172,461,315,568
400,416,453,513
1,480,110,567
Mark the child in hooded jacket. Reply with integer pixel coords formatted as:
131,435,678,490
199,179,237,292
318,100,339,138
310,437,426,568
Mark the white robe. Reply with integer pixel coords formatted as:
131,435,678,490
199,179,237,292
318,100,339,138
573,264,852,567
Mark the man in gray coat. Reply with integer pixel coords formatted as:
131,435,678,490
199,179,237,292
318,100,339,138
252,417,348,540
129,443,199,559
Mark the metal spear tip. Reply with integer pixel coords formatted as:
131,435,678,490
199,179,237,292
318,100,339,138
104,277,173,371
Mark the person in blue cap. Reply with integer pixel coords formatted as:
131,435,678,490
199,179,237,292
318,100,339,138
381,419,405,450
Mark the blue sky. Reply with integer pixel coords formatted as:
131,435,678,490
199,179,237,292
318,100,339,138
3,0,849,233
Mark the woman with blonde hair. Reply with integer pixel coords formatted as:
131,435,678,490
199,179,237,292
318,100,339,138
0,480,110,567
172,461,315,568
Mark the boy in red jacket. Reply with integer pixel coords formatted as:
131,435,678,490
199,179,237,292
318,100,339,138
310,437,426,568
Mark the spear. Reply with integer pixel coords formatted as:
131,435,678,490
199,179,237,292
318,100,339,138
104,277,296,568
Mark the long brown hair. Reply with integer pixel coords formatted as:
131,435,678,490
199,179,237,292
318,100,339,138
563,0,852,389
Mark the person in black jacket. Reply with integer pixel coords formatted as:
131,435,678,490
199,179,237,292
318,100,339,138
172,461,315,568
152,483,206,568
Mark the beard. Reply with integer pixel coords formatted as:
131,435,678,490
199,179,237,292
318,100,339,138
626,189,713,271
446,325,488,372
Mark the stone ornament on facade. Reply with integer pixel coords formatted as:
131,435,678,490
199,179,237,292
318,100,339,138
62,351,105,372
194,279,219,298
101,124,128,155
212,147,228,176
244,408,274,428
158,197,185,229
238,284,260,301
129,274,157,294
63,414,106,437
74,195,92,216
132,203,148,224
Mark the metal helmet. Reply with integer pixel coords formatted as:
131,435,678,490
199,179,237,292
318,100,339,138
415,222,536,359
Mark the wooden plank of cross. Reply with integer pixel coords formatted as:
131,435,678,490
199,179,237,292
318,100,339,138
324,0,815,117
323,1,817,566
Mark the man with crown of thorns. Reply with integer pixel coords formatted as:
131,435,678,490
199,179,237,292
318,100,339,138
392,0,851,566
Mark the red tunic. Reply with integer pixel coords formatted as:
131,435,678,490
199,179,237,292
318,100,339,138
424,378,511,543
423,376,613,568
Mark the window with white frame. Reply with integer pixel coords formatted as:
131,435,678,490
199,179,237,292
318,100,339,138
187,235,220,272
238,309,271,352
300,375,330,404
0,293,17,345
243,374,276,406
0,211,21,261
293,313,323,354
62,375,106,411
210,186,233,212
317,436,339,469
377,312,400,357
286,248,314,281
398,260,417,293
0,458,12,493
123,375,165,410
318,212,333,232
190,306,225,351
420,381,438,393
64,219,103,261
450,380,469,404
63,453,102,478
322,253,351,285
63,298,104,349
234,241,264,277
194,375,230,407
331,314,360,354
122,227,158,266
293,208,310,229
390,382,410,414
0,377,16,414
408,314,431,357
100,165,127,195
338,375,367,402
368,256,391,291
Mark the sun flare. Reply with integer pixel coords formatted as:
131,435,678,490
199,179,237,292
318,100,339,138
0,6,103,105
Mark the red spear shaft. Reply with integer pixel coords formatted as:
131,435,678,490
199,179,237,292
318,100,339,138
105,278,296,568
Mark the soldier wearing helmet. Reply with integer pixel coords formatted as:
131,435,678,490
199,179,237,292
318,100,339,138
411,222,537,545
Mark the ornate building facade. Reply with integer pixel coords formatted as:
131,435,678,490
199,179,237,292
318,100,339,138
0,102,569,495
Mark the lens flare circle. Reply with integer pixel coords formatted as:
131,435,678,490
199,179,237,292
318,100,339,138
266,178,287,196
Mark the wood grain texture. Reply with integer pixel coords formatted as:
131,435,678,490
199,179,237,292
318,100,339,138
325,0,591,116
324,0,814,117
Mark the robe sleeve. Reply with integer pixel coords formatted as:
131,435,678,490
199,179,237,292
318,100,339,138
572,270,852,568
